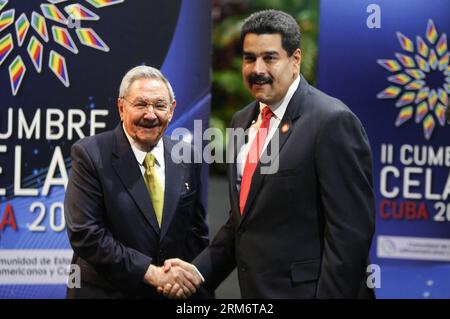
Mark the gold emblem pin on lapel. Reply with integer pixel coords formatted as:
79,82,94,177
185,182,190,191
281,122,290,134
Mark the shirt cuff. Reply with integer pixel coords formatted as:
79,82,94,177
192,265,205,283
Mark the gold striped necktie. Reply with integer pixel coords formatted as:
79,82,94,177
143,153,164,227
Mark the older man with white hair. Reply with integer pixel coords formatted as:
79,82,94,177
64,65,210,299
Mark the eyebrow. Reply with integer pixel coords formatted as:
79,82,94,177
132,97,167,103
243,51,279,56
129,97,147,103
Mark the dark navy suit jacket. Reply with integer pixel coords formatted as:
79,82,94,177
194,75,375,298
65,125,209,298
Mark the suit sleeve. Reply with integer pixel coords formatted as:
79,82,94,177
183,160,210,260
64,142,152,293
315,109,375,298
192,115,240,291
193,212,237,292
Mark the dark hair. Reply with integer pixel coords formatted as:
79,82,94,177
241,9,300,56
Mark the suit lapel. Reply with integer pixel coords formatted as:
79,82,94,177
275,74,309,152
159,137,184,240
228,146,239,218
111,125,160,234
239,75,309,223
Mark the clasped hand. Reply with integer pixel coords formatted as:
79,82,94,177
149,258,202,299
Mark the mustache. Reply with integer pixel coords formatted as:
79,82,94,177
138,119,159,128
248,74,273,85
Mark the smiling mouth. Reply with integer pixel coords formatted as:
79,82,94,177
140,123,159,129
251,82,270,89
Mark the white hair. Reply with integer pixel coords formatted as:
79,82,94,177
119,65,175,101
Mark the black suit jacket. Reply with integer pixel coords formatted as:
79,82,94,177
64,125,209,298
194,75,375,298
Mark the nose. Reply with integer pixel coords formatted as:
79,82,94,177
142,107,157,120
253,57,267,74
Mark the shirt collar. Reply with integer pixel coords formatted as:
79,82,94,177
122,124,164,167
259,74,301,120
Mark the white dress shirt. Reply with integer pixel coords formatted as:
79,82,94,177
122,124,165,192
236,75,300,188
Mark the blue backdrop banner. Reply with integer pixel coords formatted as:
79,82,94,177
318,0,450,298
0,0,211,298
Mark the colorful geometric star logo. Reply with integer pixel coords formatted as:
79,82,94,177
377,20,450,140
0,0,124,96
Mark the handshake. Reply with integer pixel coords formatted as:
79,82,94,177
144,258,203,299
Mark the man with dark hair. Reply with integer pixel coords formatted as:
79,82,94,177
163,9,375,299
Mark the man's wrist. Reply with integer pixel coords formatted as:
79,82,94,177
143,264,159,286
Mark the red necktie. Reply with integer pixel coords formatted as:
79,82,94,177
239,106,274,214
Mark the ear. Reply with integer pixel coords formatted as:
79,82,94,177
117,98,124,121
292,48,302,73
168,99,176,122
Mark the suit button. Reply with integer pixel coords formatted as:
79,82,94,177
240,263,247,272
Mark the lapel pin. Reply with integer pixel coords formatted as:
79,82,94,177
185,182,190,191
281,122,290,134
